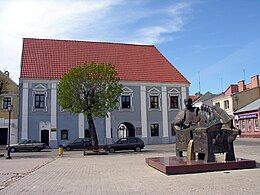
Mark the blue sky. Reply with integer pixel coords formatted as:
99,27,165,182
0,0,259,94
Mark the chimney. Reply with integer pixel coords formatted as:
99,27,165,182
238,80,246,92
251,75,259,88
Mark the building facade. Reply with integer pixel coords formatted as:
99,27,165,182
192,91,218,108
0,71,18,145
18,38,189,147
234,99,260,137
213,75,260,117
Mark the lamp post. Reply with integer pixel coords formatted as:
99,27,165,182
6,104,13,159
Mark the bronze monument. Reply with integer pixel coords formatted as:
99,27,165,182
146,98,256,175
173,98,241,162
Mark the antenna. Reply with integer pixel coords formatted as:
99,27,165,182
243,69,246,81
198,71,201,93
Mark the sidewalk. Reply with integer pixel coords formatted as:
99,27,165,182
0,141,259,194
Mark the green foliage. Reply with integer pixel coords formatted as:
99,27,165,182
58,62,123,118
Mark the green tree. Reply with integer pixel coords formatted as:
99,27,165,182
58,62,122,150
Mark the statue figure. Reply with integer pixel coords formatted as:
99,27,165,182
173,98,241,162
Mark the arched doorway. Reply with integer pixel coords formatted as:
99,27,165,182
41,130,49,146
118,122,135,139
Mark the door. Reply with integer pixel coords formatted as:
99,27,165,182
0,128,8,145
41,130,49,146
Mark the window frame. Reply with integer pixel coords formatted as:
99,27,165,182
248,119,252,131
168,88,180,111
34,94,45,109
121,95,131,109
3,96,12,109
150,123,159,137
224,100,229,109
150,95,159,109
32,84,48,112
148,87,161,111
254,119,259,131
241,120,245,131
61,129,69,140
169,95,179,109
119,87,134,111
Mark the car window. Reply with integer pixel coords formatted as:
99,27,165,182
83,138,91,142
74,138,83,143
129,138,139,143
19,140,27,144
119,138,128,144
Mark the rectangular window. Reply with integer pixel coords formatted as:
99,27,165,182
215,102,220,107
171,123,176,136
170,96,179,109
61,130,68,140
224,100,229,109
255,119,259,131
121,95,131,109
3,97,11,109
248,120,252,131
151,123,159,136
150,96,159,109
35,94,45,109
241,120,245,131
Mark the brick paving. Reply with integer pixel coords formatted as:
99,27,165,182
0,138,260,195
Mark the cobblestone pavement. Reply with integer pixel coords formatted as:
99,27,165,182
0,138,260,195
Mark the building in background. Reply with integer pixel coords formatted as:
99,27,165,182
213,75,260,117
192,91,218,108
0,71,18,145
234,99,260,137
18,38,189,147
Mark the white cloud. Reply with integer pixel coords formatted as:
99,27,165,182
129,2,192,44
0,0,120,82
0,0,194,82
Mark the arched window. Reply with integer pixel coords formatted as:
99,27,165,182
61,130,69,140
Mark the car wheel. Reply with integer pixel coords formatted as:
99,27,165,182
135,146,141,152
65,146,71,151
33,147,40,152
10,147,16,153
109,148,115,153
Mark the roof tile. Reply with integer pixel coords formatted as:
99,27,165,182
21,38,189,84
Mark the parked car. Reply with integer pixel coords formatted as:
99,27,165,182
105,137,145,153
64,138,92,151
8,139,46,152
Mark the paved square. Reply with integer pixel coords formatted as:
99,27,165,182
0,138,260,194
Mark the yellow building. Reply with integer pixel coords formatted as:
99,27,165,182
0,71,18,145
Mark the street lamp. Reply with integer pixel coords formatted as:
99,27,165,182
6,104,13,159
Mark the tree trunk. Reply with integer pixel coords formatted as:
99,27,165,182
87,114,99,150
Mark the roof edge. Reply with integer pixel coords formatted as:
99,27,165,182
23,37,155,47
153,46,190,84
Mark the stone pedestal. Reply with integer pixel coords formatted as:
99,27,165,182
146,156,256,175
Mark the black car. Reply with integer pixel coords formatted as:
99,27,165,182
64,138,92,151
105,137,145,153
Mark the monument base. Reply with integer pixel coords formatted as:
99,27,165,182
146,156,256,175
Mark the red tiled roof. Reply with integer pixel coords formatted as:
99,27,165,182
20,38,189,84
